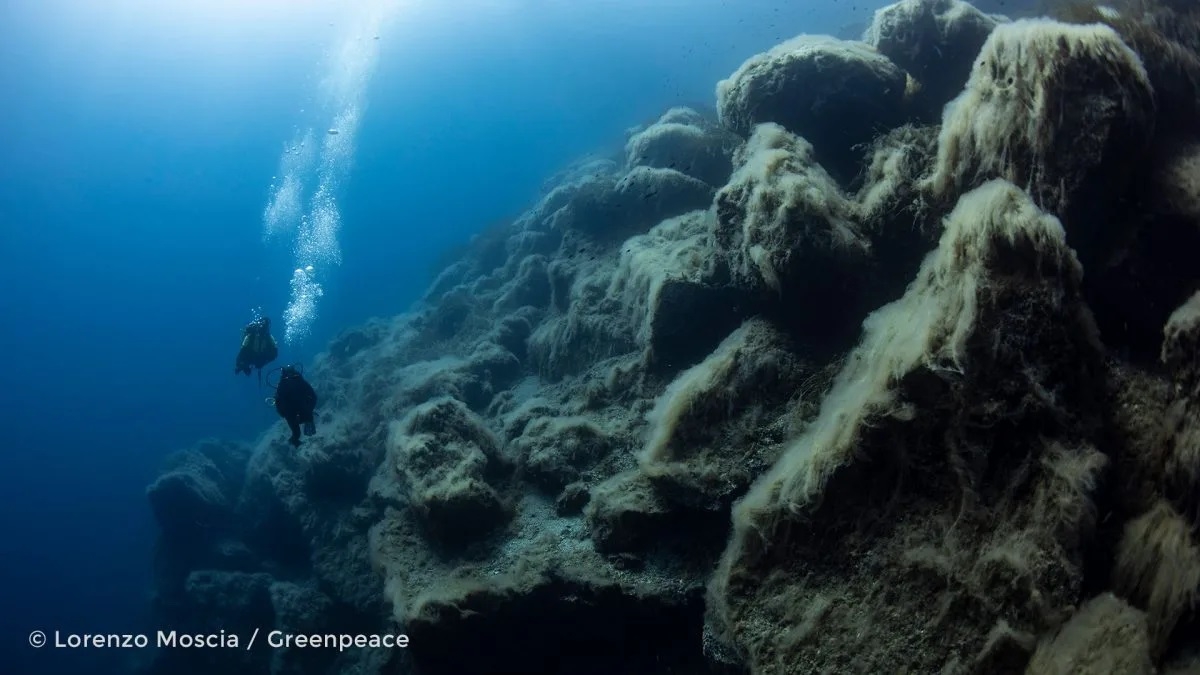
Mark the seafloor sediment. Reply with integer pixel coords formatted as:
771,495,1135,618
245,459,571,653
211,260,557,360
142,1,1200,673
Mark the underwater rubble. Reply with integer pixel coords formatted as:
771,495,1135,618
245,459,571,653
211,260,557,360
143,0,1200,673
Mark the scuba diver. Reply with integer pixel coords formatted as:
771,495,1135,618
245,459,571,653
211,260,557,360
235,315,279,377
271,364,317,447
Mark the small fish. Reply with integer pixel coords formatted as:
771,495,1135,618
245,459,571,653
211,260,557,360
328,129,340,135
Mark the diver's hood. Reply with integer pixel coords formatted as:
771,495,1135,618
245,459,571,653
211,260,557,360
265,363,304,388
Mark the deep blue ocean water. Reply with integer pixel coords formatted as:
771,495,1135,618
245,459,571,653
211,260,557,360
0,1,862,672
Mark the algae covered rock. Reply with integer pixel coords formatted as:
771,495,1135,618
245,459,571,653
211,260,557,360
529,209,747,380
584,470,675,554
717,34,909,181
924,18,1156,268
1163,291,1200,394
146,441,250,537
1026,593,1155,675
1160,291,1200,534
403,555,707,674
625,107,741,187
1112,501,1200,658
707,180,1109,674
640,318,810,510
512,415,615,492
384,397,512,548
713,123,877,355
553,164,715,243
138,5,1200,674
864,0,1004,118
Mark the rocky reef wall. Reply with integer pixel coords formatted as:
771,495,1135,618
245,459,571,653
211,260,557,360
143,1,1200,673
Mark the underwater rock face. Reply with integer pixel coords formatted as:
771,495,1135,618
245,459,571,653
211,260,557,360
716,34,908,182
712,121,936,357
146,440,250,537
1025,593,1155,675
1153,145,1200,221
714,123,868,293
268,582,339,675
146,453,234,536
640,318,812,511
1113,500,1200,659
528,208,749,380
1161,292,1200,528
864,0,1005,119
142,3,1200,674
385,397,512,549
402,558,709,675
707,179,1111,673
625,107,742,187
553,164,716,244
924,19,1156,265
713,123,873,354
511,415,615,493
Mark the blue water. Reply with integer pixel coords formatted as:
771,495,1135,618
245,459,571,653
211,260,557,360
0,1,862,672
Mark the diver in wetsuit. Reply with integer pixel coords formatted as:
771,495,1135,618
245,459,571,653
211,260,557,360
235,316,278,376
273,365,317,447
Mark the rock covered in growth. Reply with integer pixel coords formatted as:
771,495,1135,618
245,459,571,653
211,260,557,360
1056,1,1200,136
1112,501,1200,658
512,415,615,493
146,453,234,537
384,397,512,548
707,180,1109,674
1160,291,1200,527
624,107,742,187
142,418,402,675
1104,361,1176,521
856,123,940,226
400,540,710,674
269,582,338,675
1152,144,1200,221
1025,593,1155,675
1163,290,1200,394
607,210,751,372
489,254,552,314
713,123,878,354
234,440,385,618
1138,5,1200,133
183,570,274,627
853,123,948,299
924,19,1156,267
140,4,1200,675
350,339,523,424
716,35,909,181
715,123,868,291
864,0,1005,119
553,164,715,243
584,470,677,553
539,157,619,196
370,455,716,674
640,318,813,510
1081,144,1200,365
144,571,275,674
529,209,749,379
